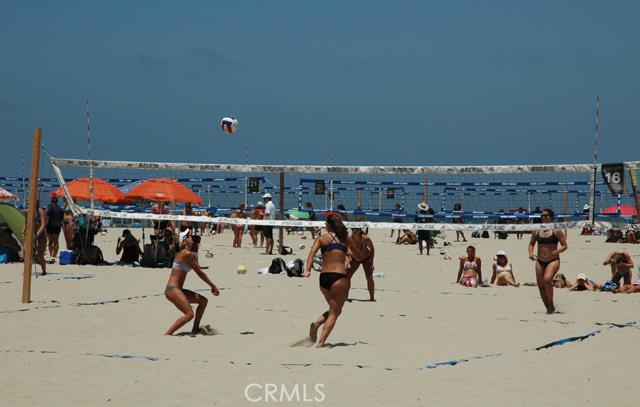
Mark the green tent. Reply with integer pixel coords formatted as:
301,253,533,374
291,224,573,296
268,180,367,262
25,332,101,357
0,203,26,244
287,209,310,220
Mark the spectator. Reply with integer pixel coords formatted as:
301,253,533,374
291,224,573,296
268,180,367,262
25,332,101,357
0,228,22,262
396,229,416,245
46,196,64,264
249,201,265,248
152,201,171,235
568,273,601,291
62,209,75,250
390,202,403,239
491,250,519,287
415,202,432,255
457,245,482,287
306,201,319,239
603,251,634,286
263,193,276,255
116,229,142,265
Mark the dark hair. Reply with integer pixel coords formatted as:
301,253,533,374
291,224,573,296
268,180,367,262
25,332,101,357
466,245,475,252
542,208,555,220
326,213,348,241
191,235,201,244
306,202,313,208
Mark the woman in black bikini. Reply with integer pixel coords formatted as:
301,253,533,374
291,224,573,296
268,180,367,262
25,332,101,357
303,214,368,347
528,208,567,314
347,227,375,301
164,235,220,335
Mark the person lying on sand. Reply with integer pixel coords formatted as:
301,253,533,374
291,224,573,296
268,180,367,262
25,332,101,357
567,274,601,291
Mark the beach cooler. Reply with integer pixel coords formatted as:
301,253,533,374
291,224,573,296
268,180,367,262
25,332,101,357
59,250,76,265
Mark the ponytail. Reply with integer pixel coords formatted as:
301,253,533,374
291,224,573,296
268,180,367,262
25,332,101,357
326,213,348,241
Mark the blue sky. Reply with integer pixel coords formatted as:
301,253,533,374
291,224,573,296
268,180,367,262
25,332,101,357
1,0,639,176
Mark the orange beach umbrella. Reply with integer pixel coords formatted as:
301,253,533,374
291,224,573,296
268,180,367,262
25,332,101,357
51,177,127,203
124,178,203,204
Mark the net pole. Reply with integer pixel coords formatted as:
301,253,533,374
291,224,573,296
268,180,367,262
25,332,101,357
423,176,428,205
358,190,362,209
630,168,640,222
86,99,94,213
589,94,599,225
244,177,248,209
278,172,284,254
23,128,42,303
329,180,333,210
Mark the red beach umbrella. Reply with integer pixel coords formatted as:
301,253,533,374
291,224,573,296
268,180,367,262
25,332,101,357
601,204,637,216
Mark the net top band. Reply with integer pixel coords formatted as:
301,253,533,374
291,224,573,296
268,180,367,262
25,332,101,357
50,158,640,175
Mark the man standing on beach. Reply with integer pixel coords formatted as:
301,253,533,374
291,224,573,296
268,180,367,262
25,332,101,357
46,196,64,263
263,193,276,255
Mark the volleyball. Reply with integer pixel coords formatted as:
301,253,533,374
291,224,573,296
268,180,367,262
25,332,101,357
237,265,247,274
220,116,239,134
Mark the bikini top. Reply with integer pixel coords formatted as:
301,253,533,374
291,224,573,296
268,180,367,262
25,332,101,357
463,259,478,271
172,261,192,273
495,263,512,273
321,233,348,254
536,231,559,245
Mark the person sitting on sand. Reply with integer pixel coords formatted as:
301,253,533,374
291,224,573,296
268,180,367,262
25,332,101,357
615,273,640,294
115,229,142,265
302,214,368,348
490,250,519,287
396,229,416,245
347,226,376,301
567,273,600,291
0,228,22,262
603,251,634,286
457,245,482,287
164,234,220,335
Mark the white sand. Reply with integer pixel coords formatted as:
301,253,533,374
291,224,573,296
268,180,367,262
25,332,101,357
1,228,639,406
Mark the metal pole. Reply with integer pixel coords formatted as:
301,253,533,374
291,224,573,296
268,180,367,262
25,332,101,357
86,100,94,212
589,95,599,224
23,128,42,303
278,172,284,254
329,180,333,210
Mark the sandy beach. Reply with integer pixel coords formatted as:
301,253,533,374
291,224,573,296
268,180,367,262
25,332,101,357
1,227,639,406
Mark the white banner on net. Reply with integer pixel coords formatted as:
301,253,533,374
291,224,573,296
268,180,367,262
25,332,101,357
91,209,622,232
51,157,640,174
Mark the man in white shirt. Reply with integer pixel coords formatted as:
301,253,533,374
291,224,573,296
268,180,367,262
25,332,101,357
263,193,276,254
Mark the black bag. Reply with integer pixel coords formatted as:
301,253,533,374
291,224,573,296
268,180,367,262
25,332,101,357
269,257,287,274
286,258,304,277
76,245,104,265
481,231,490,239
279,245,293,255
471,231,481,238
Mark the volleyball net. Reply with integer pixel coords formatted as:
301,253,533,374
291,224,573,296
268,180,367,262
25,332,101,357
47,157,640,232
